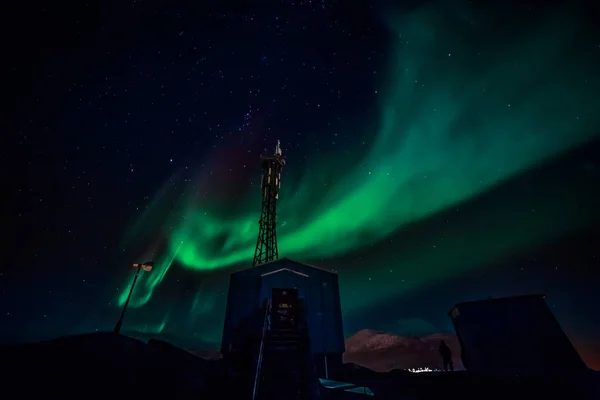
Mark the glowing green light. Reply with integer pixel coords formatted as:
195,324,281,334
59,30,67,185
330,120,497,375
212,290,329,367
118,3,599,327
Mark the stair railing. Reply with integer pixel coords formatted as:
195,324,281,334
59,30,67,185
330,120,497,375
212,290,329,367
252,299,271,400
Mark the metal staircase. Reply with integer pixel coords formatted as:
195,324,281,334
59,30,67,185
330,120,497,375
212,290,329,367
253,300,320,400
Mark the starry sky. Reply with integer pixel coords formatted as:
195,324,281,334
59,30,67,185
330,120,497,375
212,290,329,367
4,0,600,368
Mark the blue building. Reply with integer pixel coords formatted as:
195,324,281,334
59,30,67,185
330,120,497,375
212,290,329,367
221,257,345,378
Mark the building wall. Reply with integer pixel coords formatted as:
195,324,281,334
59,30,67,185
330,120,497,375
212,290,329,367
450,294,587,376
314,353,344,379
221,258,345,358
259,269,310,304
221,272,262,353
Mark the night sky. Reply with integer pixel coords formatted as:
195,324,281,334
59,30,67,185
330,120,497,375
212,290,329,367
4,0,600,368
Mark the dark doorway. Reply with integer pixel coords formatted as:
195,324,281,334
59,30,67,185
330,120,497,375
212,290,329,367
271,288,298,329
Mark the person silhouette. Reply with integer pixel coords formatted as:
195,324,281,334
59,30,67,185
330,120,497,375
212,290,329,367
439,340,454,372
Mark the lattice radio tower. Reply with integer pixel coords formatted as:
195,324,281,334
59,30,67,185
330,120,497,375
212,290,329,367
252,140,285,266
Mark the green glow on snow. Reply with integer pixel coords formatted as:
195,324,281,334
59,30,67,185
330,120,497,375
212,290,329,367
118,4,599,311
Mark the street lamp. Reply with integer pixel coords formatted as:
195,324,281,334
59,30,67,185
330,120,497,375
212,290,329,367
114,261,154,334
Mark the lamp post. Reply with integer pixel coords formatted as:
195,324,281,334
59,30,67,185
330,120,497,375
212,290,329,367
114,261,154,334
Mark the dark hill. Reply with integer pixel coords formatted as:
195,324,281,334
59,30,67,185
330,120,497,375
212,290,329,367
0,332,231,399
1,332,598,399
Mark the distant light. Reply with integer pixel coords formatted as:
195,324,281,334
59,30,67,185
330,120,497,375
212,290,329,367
408,367,435,373
170,159,173,162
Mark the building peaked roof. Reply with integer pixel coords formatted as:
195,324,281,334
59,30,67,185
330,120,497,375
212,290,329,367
256,257,338,274
261,267,309,278
232,257,338,275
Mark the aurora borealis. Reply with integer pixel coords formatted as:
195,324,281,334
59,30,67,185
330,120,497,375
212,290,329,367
5,0,600,369
118,3,598,309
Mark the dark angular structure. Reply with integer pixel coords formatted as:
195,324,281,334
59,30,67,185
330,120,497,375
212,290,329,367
449,294,587,376
221,257,345,379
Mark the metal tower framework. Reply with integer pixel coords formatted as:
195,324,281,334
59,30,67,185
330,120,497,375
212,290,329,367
252,141,285,266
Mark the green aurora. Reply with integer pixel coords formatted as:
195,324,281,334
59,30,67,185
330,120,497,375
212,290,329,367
117,2,600,331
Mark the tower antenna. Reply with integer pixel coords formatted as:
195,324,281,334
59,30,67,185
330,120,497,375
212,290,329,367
252,140,285,266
